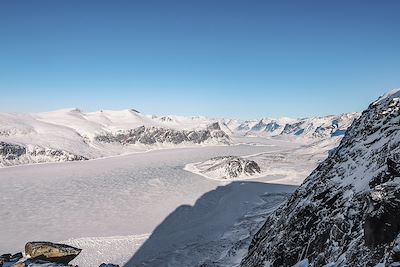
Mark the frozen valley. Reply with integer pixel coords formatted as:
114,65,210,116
0,107,369,266
0,135,336,266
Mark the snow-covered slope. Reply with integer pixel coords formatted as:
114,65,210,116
241,89,400,266
0,109,230,167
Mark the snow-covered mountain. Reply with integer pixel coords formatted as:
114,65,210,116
241,89,400,266
227,113,359,138
0,109,230,167
0,109,359,167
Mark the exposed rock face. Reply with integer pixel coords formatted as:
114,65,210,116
282,121,305,136
206,122,222,131
25,241,81,264
241,89,400,266
94,124,230,145
0,142,87,167
189,156,261,180
0,142,26,160
28,146,88,162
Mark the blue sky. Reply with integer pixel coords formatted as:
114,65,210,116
1,0,399,119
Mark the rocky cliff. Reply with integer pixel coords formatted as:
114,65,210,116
241,89,400,266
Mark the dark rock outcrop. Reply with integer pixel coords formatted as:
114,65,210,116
364,182,400,247
0,142,26,160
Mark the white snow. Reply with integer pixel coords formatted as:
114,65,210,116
0,109,359,168
62,234,150,266
0,135,339,266
185,137,339,184
0,108,359,266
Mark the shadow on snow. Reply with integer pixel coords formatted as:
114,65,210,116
125,181,297,266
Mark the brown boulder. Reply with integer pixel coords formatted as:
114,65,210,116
25,242,81,264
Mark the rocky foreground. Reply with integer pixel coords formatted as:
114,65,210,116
1,241,117,267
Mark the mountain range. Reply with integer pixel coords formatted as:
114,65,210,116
0,109,359,167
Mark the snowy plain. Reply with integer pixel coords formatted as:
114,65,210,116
0,115,346,267
0,138,308,266
0,136,337,266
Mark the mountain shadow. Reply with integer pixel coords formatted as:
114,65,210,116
125,181,297,266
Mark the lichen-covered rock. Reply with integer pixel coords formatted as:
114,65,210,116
241,89,400,267
25,242,81,264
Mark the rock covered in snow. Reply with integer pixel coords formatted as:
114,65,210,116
0,142,26,160
229,113,359,138
94,123,230,146
0,107,357,167
241,89,400,266
0,142,88,167
0,109,233,167
186,156,261,180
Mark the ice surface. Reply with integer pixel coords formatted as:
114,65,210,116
0,136,338,266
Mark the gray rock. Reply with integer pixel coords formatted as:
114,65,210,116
28,147,88,162
0,142,26,160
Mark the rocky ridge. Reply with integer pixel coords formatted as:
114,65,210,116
0,142,88,167
228,113,359,138
241,89,400,266
94,123,230,146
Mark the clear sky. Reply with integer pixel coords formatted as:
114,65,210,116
1,0,399,119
